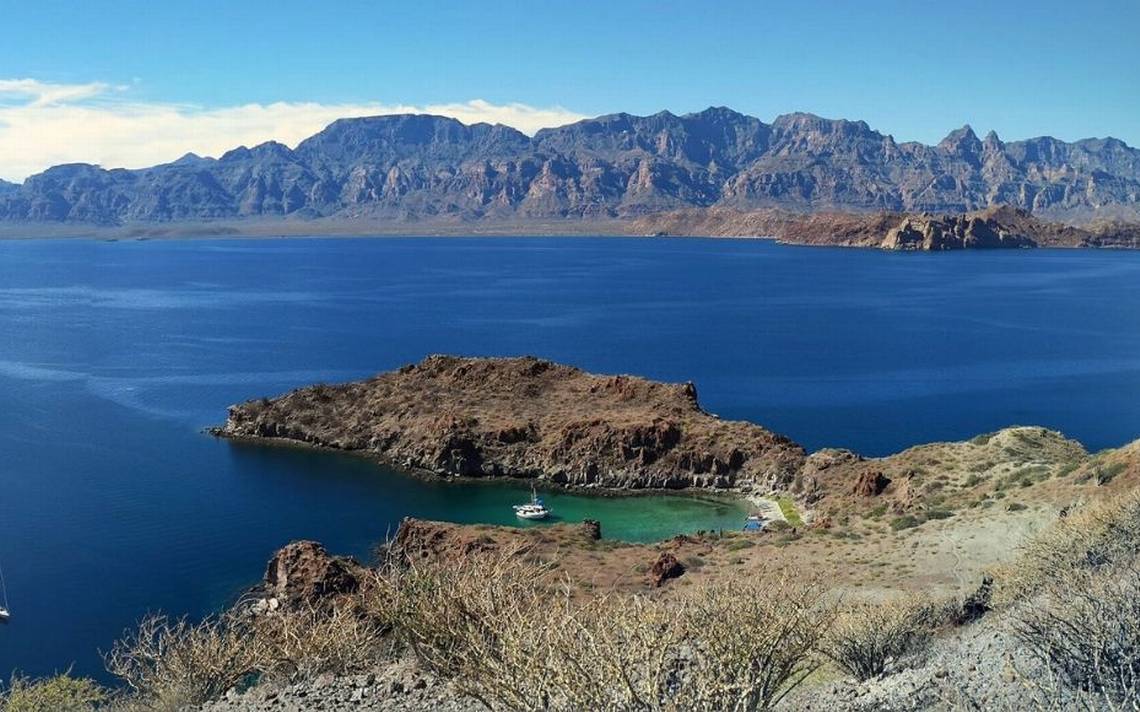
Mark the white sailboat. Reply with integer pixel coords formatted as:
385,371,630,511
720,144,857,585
513,485,550,520
0,559,9,621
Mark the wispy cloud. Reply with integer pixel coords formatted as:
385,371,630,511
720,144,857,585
0,79,587,182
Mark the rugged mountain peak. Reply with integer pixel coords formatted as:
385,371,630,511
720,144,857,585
687,105,750,122
939,124,982,151
171,152,208,166
220,141,295,163
982,130,1003,152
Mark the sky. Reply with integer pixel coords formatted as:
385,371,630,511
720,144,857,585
0,0,1137,182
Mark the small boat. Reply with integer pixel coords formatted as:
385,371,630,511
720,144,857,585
0,559,8,621
743,513,764,532
513,486,550,520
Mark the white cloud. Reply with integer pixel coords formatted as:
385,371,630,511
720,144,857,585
0,79,587,182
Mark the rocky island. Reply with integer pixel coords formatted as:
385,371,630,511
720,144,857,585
215,355,805,490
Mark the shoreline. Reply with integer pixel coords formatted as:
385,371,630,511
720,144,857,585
212,428,757,506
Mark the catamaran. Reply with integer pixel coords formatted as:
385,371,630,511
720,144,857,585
513,486,550,520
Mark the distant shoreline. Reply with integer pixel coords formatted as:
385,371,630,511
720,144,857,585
1,206,1135,249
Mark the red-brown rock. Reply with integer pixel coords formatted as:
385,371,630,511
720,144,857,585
264,540,367,608
648,552,686,587
853,470,891,497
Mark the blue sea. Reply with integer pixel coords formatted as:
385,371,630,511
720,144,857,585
1,236,1138,680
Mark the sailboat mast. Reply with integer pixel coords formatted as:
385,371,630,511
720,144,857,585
0,559,9,611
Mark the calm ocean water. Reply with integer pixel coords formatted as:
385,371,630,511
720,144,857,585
1,236,1139,680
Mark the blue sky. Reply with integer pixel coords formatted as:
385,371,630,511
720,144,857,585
0,0,1137,179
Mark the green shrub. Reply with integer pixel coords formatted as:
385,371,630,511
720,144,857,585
0,674,107,712
1095,462,1127,486
890,515,921,531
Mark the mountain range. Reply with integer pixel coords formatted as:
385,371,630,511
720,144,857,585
2,107,1139,226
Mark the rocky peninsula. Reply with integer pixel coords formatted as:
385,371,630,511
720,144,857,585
632,204,1140,250
216,355,805,491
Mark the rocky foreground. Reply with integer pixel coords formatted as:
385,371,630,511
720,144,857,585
633,204,1140,249
216,355,806,490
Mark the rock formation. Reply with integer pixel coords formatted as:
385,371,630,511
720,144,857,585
648,552,685,587
261,540,367,610
852,471,891,497
633,204,1134,250
3,109,1138,226
216,355,806,491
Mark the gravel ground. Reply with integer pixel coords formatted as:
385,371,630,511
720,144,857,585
197,657,479,712
783,609,1070,711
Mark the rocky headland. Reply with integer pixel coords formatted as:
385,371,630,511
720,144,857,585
215,355,806,491
633,204,1140,250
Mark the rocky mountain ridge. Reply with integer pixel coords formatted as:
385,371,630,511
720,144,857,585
3,108,1139,225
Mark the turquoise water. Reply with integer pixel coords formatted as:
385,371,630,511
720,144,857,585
0,236,1138,681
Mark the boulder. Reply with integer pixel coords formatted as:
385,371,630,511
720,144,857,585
648,552,686,587
853,470,891,497
264,540,367,608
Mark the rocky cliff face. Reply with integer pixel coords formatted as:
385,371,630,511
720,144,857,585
216,355,806,491
3,108,1139,225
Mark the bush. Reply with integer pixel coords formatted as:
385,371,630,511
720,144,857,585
1013,559,1140,705
381,547,834,710
994,490,1140,604
890,515,921,531
106,612,262,709
822,596,948,681
105,598,388,709
0,673,107,712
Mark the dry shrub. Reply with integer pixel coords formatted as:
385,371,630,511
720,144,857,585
822,595,949,681
105,599,388,709
380,546,832,711
249,601,389,682
104,612,261,710
673,579,833,710
0,673,108,712
994,489,1140,604
1013,559,1140,708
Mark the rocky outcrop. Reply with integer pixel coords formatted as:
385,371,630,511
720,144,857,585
3,109,1138,226
852,471,891,497
648,552,685,587
216,355,806,491
632,204,1127,250
261,540,368,610
880,214,1035,250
